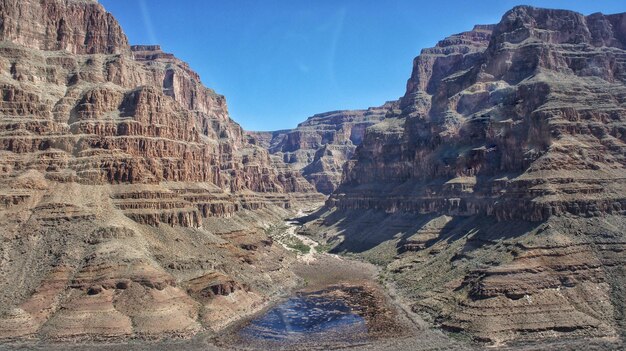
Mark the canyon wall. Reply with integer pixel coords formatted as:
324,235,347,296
310,6,626,345
0,0,322,340
249,101,399,194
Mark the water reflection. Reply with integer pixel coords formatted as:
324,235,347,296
239,291,368,343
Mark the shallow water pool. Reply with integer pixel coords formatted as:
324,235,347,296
238,289,369,344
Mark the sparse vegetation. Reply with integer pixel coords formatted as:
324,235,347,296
266,223,312,255
287,240,311,254
316,243,334,253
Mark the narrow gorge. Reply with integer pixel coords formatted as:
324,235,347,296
0,1,624,350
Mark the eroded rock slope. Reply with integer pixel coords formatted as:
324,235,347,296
0,0,322,340
307,7,626,345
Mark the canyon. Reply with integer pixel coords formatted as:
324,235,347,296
0,0,625,350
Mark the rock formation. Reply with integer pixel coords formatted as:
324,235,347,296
308,7,626,345
0,0,322,340
248,102,399,194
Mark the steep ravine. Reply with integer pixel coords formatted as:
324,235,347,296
248,101,399,195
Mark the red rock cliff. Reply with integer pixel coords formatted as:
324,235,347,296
248,101,399,194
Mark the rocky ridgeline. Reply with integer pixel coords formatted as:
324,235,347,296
0,0,322,340
311,6,626,345
248,101,399,194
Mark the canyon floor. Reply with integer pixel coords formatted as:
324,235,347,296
0,206,622,351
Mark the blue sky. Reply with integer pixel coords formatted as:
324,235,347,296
100,0,625,131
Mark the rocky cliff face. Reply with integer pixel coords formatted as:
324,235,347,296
0,0,322,340
311,6,626,345
0,0,128,55
249,101,399,194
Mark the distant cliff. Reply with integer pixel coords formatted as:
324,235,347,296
249,101,399,194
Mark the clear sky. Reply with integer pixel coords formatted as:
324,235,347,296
99,0,625,131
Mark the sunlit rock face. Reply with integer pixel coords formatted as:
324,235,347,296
0,0,323,340
315,6,626,345
248,101,399,194
0,0,128,55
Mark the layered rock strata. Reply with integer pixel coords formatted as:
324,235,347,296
312,7,626,345
0,0,322,340
249,102,399,194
